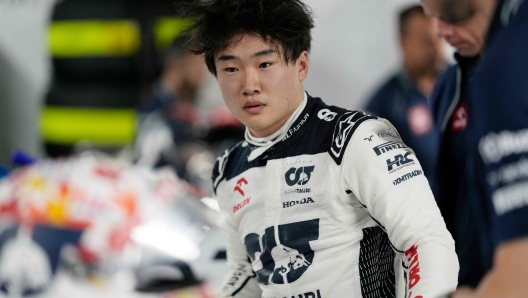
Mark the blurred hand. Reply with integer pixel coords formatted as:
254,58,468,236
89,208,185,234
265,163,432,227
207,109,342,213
451,286,476,298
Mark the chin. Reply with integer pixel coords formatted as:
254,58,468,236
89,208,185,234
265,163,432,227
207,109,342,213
458,48,478,58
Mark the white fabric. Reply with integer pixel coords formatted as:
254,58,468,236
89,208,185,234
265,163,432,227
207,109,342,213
245,92,308,162
214,100,458,298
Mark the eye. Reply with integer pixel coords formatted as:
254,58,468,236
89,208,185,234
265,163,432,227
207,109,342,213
259,62,272,68
224,67,238,73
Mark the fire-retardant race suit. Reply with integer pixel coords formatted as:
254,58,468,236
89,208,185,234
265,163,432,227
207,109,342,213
212,94,458,298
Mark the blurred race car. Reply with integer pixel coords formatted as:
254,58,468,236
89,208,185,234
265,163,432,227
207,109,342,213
0,153,226,298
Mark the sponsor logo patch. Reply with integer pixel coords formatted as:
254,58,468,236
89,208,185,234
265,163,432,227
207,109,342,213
284,188,311,195
283,197,315,208
284,113,310,140
373,141,408,156
364,135,374,142
393,170,423,186
377,128,400,139
285,166,315,186
233,197,251,213
487,158,528,187
244,219,319,285
386,152,415,173
479,128,528,164
317,109,337,121
233,177,248,196
405,246,421,292
492,181,528,216
451,103,468,131
331,113,360,159
407,104,433,136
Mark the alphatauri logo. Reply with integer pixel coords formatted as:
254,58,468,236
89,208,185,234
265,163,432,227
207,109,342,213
285,166,315,186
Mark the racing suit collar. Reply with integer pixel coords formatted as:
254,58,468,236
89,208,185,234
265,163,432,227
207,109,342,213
245,92,308,161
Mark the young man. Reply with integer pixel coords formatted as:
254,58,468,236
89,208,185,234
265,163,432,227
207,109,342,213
176,1,458,297
422,0,528,297
365,5,445,196
421,0,490,290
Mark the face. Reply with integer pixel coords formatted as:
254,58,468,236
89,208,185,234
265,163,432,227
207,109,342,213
214,34,308,138
164,55,208,98
400,14,444,73
422,0,490,57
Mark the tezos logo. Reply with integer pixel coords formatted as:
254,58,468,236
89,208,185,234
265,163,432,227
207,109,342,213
233,177,248,196
285,166,315,186
386,152,414,171
317,109,337,121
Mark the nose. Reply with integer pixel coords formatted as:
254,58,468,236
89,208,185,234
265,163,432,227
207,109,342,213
436,20,454,38
242,68,261,96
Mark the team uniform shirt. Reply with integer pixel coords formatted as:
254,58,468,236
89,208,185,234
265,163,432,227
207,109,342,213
212,94,458,298
469,0,528,257
365,70,440,196
429,55,485,287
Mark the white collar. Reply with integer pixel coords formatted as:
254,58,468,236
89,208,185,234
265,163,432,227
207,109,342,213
245,92,308,161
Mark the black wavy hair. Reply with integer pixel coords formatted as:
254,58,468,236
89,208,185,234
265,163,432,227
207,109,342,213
175,0,315,76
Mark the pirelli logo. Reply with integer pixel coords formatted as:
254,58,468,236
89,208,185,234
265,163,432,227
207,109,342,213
373,141,408,156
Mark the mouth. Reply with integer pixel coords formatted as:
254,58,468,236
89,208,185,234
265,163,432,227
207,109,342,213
448,39,468,50
243,100,266,114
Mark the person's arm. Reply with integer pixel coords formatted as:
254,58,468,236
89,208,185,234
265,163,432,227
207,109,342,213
217,209,261,298
451,237,528,298
212,155,261,298
342,118,459,297
471,237,528,297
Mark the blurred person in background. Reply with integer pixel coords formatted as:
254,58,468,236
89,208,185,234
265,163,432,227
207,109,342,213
135,35,209,177
423,0,528,297
135,35,243,188
0,0,57,164
421,0,490,291
138,34,209,146
364,4,445,195
177,0,459,297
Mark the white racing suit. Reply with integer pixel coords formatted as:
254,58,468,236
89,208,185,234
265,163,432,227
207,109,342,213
212,95,458,298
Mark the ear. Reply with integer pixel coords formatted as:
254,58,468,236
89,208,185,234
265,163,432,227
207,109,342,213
297,51,309,81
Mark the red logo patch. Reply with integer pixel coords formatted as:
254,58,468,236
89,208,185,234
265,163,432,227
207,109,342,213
233,197,251,213
234,178,248,196
451,103,468,131
405,245,421,291
407,104,433,136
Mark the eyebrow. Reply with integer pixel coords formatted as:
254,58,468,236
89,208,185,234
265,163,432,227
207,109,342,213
216,49,278,62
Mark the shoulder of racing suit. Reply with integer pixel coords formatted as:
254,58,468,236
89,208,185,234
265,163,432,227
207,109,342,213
211,95,379,195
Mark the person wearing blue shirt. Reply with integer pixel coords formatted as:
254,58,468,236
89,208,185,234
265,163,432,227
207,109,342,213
365,5,445,195
423,0,528,296
422,0,491,290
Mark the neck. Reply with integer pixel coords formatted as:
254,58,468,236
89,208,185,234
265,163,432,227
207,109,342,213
249,86,306,138
404,62,439,96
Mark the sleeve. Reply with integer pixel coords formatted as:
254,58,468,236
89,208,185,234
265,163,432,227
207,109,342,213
342,118,459,298
217,211,261,298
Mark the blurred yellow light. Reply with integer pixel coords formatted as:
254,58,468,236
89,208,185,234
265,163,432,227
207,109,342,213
48,20,141,57
154,17,193,50
41,107,137,145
